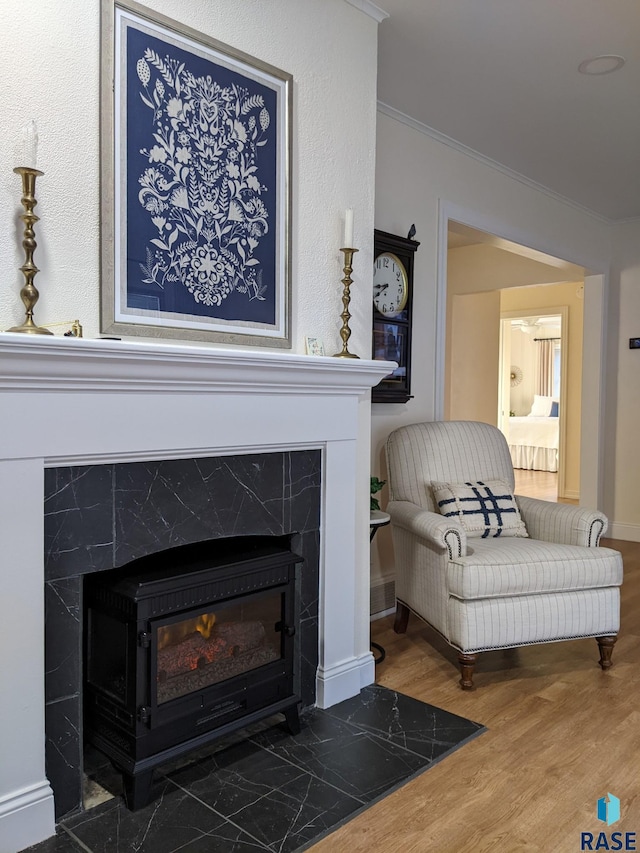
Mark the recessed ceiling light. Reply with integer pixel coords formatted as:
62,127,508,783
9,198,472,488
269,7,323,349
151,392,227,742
578,55,625,75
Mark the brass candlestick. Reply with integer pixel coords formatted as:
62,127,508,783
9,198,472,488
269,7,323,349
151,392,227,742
332,247,359,359
7,166,53,335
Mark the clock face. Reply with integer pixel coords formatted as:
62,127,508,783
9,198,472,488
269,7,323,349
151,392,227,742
373,252,408,317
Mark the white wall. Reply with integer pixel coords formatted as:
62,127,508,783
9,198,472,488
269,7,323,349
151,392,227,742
607,221,640,541
0,0,378,359
447,290,500,423
371,108,616,585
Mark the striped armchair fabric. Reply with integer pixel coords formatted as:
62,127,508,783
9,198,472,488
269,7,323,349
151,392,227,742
385,421,623,689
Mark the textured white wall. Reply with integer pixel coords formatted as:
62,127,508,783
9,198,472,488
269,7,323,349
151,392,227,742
0,0,378,357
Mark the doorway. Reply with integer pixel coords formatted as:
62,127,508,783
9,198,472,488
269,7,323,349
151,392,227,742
442,217,592,503
499,310,573,500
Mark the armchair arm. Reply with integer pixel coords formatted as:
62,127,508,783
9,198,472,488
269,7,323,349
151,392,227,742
387,500,466,559
516,494,608,547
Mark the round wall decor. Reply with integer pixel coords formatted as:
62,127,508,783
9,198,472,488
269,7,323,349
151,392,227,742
510,365,523,387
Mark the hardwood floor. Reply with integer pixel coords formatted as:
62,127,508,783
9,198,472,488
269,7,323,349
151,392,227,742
310,537,640,852
513,468,559,501
513,468,578,504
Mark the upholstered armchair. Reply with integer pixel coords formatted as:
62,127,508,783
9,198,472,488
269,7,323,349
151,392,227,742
385,421,623,689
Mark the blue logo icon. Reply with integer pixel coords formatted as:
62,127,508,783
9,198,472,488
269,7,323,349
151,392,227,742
598,793,621,827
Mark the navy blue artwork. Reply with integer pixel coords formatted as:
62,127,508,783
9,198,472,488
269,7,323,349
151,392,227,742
125,24,279,325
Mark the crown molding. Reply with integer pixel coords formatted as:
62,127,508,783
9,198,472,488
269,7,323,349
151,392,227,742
609,214,640,226
377,100,614,225
343,0,389,23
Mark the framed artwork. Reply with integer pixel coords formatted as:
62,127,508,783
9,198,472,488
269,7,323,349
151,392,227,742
100,0,293,346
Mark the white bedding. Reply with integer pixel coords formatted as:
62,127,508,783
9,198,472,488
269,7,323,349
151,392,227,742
506,416,559,472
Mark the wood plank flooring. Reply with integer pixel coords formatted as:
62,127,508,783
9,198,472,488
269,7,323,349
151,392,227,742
310,537,640,852
513,468,578,504
514,468,559,501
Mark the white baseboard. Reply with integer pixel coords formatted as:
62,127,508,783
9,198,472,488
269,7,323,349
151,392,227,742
315,652,375,709
560,489,580,500
357,651,376,689
608,521,640,543
0,781,55,853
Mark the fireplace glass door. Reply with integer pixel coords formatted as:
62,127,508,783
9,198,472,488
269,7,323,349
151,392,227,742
154,591,283,705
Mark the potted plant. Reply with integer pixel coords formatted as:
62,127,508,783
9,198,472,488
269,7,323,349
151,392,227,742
370,476,386,511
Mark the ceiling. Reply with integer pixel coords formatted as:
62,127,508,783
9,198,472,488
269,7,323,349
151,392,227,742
376,0,640,222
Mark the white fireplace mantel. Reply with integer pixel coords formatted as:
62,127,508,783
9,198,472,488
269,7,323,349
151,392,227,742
0,332,394,852
0,334,394,395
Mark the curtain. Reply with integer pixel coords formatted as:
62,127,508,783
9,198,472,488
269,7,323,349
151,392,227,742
535,339,554,397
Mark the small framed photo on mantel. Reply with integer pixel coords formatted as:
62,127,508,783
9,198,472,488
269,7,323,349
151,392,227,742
304,336,325,356
100,0,293,347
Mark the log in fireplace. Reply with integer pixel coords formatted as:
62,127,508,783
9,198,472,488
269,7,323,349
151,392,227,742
83,535,302,809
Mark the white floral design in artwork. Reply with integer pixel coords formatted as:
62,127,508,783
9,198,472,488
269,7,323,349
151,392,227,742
135,49,272,308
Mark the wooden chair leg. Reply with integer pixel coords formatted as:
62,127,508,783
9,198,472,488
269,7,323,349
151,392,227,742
596,636,617,670
458,652,478,690
393,601,410,634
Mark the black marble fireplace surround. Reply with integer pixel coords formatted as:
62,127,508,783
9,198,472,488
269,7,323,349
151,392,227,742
44,451,321,820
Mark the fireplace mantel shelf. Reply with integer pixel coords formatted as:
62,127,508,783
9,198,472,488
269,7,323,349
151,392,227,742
0,332,395,395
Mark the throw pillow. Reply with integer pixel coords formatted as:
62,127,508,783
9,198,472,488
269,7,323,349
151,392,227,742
529,395,554,417
432,479,528,539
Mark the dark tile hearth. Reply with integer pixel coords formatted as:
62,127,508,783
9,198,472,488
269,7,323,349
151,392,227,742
20,685,484,853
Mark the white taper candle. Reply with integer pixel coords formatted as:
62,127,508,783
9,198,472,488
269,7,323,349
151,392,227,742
22,120,38,169
344,208,354,248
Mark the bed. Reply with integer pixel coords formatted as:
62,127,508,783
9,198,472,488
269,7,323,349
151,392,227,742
506,396,559,472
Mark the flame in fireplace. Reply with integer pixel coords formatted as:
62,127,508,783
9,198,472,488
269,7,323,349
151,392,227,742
195,611,217,639
158,611,217,650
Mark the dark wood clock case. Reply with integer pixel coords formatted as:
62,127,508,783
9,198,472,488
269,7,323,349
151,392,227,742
372,229,419,404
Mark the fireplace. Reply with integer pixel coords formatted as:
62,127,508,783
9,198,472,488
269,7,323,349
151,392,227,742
84,535,302,809
0,334,392,851
44,451,321,819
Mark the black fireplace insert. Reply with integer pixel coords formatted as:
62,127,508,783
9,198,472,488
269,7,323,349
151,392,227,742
84,535,302,809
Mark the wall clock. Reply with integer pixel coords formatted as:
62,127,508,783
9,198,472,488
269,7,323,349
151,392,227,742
372,228,419,403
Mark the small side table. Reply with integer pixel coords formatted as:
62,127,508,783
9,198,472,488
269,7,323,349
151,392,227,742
369,509,390,542
369,510,391,664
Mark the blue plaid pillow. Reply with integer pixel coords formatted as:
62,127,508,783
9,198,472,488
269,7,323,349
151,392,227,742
432,479,528,539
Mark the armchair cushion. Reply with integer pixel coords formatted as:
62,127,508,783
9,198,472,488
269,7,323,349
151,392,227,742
446,537,623,600
432,479,528,539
